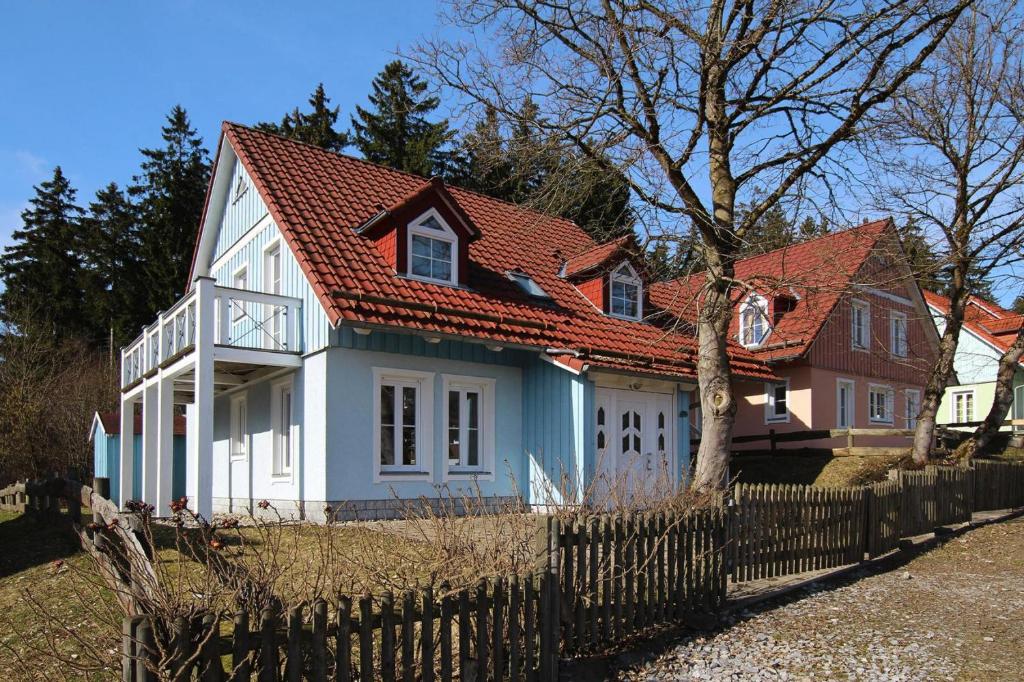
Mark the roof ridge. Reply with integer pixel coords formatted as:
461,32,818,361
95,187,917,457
738,218,891,263
224,121,592,234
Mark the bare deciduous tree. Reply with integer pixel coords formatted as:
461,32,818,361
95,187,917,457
414,0,971,487
961,321,1024,458
871,0,1024,464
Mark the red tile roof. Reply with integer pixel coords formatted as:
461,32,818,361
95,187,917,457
208,123,775,381
650,220,894,361
95,411,186,436
924,290,1024,355
561,236,633,278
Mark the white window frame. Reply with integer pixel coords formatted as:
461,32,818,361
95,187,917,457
905,389,921,429
740,294,771,348
608,262,643,321
271,377,295,478
442,374,496,481
230,394,248,461
262,240,283,349
231,263,249,323
407,208,458,285
952,389,976,424
764,378,790,424
890,311,908,358
373,367,434,482
868,383,894,425
836,378,856,429
851,299,871,351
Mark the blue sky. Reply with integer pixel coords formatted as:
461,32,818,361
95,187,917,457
0,0,449,251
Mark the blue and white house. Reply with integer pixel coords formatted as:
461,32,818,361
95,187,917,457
117,123,774,520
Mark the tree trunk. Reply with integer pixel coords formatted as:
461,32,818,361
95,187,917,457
912,291,968,463
691,279,737,490
962,326,1024,459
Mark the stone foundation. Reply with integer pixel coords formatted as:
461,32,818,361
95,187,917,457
212,495,523,522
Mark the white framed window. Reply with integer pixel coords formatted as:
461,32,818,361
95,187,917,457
442,374,496,480
952,390,975,424
740,294,771,347
609,262,642,320
271,378,295,476
231,264,249,323
764,379,790,424
837,378,855,429
868,384,894,424
230,394,248,461
373,368,434,481
851,299,870,350
890,311,908,358
905,389,920,429
407,208,457,285
263,241,283,349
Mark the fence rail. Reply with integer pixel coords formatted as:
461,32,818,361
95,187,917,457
7,458,1024,681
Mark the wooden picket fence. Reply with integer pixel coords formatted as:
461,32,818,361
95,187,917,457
730,483,866,581
553,508,728,655
9,459,1024,681
122,576,552,682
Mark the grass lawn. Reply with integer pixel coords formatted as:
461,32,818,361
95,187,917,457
0,509,121,680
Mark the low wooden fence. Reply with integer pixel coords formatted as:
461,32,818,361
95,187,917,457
553,508,727,656
122,577,551,682
7,459,1024,681
693,427,917,455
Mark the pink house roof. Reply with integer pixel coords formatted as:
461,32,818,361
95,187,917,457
650,220,894,360
189,123,775,382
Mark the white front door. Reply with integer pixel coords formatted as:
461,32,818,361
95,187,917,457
595,388,675,504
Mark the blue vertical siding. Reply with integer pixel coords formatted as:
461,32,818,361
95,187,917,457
212,160,270,261
92,428,185,502
677,389,691,485
209,221,332,352
335,327,527,366
521,358,594,504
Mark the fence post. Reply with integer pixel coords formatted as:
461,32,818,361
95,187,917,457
539,516,560,682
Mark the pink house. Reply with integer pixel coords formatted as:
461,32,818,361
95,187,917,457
651,220,940,452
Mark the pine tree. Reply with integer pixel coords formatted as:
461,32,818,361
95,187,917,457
736,204,796,255
0,166,91,339
257,83,350,152
900,216,943,292
80,182,147,346
130,106,211,314
351,60,454,177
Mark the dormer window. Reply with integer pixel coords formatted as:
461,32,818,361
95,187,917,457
740,294,770,347
407,208,457,285
609,262,642,320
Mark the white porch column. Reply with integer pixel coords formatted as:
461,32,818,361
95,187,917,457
118,398,135,508
155,374,175,515
187,277,216,519
141,380,159,506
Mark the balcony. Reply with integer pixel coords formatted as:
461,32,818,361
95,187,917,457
121,277,303,391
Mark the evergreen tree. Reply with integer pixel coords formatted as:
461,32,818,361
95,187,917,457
257,83,350,152
351,60,454,177
1012,295,1024,315
0,167,90,339
80,183,147,345
736,204,796,255
130,106,211,314
900,216,943,292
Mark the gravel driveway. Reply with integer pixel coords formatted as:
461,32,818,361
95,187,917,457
615,516,1024,681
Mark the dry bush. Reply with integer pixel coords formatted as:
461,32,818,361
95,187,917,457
0,320,117,482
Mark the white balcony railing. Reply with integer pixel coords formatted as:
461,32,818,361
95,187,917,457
121,283,302,388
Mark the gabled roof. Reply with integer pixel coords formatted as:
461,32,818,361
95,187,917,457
650,220,897,360
924,290,1024,358
561,235,635,279
92,411,186,438
194,123,774,382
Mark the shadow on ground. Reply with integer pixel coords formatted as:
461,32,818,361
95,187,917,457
0,511,81,578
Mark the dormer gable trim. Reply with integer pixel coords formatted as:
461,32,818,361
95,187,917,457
357,177,480,242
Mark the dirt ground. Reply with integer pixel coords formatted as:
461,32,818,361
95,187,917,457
618,516,1024,681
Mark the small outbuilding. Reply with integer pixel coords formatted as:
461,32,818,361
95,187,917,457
90,411,186,503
